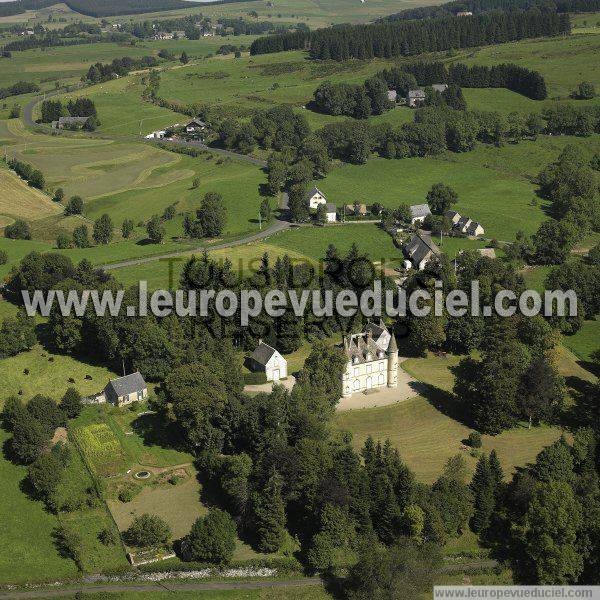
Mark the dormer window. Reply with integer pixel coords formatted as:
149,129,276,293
352,356,359,365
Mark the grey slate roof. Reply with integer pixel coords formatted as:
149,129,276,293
106,372,146,397
444,210,461,222
251,342,278,366
405,232,441,266
307,186,325,199
467,221,483,235
365,319,387,340
431,83,448,93
343,332,387,364
388,90,398,102
408,89,426,98
457,216,472,230
325,203,337,213
410,204,432,220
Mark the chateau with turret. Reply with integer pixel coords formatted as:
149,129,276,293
341,321,398,398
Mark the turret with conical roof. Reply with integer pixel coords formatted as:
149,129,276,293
387,334,398,388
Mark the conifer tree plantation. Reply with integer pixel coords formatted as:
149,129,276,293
0,0,599,597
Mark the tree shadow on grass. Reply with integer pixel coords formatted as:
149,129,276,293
130,413,188,454
576,359,600,379
561,375,598,431
408,380,474,429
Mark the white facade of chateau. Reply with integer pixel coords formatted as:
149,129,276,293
341,322,398,398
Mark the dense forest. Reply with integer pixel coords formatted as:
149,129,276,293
250,10,571,59
386,0,600,21
398,62,548,100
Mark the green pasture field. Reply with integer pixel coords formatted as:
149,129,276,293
0,428,78,585
0,344,118,408
0,236,51,279
456,33,600,99
1,118,271,254
55,440,129,573
336,352,566,483
272,222,398,262
303,134,600,242
0,35,256,90
571,11,600,32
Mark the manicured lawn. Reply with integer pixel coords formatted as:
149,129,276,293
0,345,118,408
105,406,193,468
0,428,78,585
336,353,565,483
563,319,600,362
108,469,206,541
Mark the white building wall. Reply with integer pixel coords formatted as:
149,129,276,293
308,193,327,209
265,352,287,382
342,358,388,398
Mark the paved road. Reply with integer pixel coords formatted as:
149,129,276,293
102,217,291,271
151,138,267,167
0,578,323,599
0,560,500,599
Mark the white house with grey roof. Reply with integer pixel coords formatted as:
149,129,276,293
342,323,398,398
444,210,462,225
307,187,327,210
94,372,148,406
250,341,287,382
325,203,337,222
409,203,432,225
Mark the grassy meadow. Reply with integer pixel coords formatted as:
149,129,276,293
0,431,79,585
0,344,118,408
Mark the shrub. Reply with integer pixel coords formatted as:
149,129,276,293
183,509,237,565
467,431,482,448
0,250,7,265
98,527,119,546
118,481,142,503
56,233,71,249
4,219,31,240
125,513,171,548
65,195,84,216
